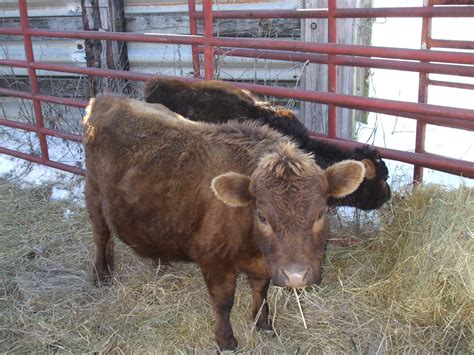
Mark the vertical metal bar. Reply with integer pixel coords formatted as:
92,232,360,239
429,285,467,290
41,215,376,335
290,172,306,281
18,0,49,161
202,0,214,80
414,0,432,183
327,0,337,138
188,0,201,78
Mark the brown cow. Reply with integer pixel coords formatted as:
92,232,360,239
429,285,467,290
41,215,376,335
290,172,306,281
144,78,391,210
83,95,365,350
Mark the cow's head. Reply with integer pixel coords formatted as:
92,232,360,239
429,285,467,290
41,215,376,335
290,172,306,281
211,142,365,288
328,146,391,210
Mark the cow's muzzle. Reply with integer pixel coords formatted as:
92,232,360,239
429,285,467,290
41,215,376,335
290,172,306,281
273,264,319,288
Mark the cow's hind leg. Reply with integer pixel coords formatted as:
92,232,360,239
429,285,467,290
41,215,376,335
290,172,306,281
91,211,114,284
247,276,272,331
86,187,114,285
201,266,238,351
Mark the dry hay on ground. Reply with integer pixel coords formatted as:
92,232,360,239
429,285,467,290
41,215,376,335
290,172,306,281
0,178,472,353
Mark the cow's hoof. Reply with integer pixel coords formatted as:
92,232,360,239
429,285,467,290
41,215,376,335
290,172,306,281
217,335,238,351
93,273,112,287
152,258,172,270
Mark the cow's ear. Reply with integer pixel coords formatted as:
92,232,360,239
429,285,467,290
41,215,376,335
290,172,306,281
361,159,376,179
211,172,252,207
325,160,365,198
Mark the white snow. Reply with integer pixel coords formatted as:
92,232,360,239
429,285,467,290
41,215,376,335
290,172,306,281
63,209,75,218
0,154,15,175
51,186,71,201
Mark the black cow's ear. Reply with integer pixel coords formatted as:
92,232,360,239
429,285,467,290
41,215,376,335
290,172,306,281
361,159,376,179
211,172,252,207
325,160,365,198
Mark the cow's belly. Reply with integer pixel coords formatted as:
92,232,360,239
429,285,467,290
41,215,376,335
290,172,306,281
101,182,205,261
106,210,198,261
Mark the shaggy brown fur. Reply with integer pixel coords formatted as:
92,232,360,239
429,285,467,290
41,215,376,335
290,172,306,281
144,78,391,210
83,95,365,350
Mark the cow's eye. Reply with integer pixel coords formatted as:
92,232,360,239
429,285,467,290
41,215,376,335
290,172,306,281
257,210,267,224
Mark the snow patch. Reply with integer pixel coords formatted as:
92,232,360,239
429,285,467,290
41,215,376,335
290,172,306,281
63,209,74,219
51,186,70,201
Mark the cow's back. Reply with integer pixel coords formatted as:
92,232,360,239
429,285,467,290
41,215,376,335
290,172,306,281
83,96,238,260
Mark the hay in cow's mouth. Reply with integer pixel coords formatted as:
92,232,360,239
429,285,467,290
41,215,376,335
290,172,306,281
0,178,471,352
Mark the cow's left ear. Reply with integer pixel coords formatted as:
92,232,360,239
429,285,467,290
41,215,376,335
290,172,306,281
211,172,252,207
325,160,365,198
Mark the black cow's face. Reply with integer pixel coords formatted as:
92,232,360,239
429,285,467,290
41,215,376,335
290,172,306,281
329,149,391,210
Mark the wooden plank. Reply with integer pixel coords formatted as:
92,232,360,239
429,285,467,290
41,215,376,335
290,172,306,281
300,0,328,134
1,13,300,40
300,0,372,139
0,1,82,18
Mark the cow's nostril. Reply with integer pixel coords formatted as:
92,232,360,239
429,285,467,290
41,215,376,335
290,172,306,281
278,264,313,288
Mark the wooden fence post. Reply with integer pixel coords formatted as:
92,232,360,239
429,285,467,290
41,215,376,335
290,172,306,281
300,0,373,139
81,0,130,95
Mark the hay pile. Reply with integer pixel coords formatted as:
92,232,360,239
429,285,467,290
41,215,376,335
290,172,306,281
0,178,472,352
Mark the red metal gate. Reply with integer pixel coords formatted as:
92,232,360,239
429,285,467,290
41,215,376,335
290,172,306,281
0,0,473,180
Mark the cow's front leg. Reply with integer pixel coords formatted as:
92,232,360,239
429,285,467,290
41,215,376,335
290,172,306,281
247,276,272,331
201,266,238,351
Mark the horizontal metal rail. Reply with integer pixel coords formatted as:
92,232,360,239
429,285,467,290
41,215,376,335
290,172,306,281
428,79,474,91
191,6,474,19
206,47,474,77
0,87,88,108
0,118,83,142
309,133,474,179
229,82,474,124
1,59,473,130
429,39,474,50
1,28,473,66
0,146,85,176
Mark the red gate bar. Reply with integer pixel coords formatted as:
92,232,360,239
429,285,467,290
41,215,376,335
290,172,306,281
5,28,473,65
429,39,474,50
0,87,88,109
309,133,474,179
0,117,83,143
432,0,474,5
0,146,85,176
428,80,474,91
4,48,474,78
202,0,215,80
191,6,474,19
1,61,473,128
187,0,201,78
200,48,474,77
229,83,474,123
2,62,473,129
2,75,473,133
19,0,49,162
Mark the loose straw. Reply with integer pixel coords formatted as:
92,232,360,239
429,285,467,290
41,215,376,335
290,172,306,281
293,288,308,329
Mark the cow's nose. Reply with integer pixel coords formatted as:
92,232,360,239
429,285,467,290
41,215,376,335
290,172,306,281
278,264,313,288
